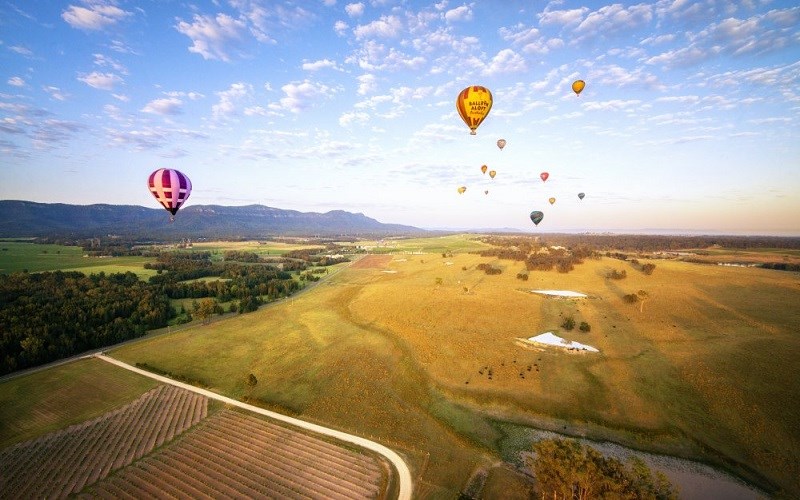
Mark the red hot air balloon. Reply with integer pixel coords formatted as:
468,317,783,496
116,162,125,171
540,172,549,182
148,168,192,222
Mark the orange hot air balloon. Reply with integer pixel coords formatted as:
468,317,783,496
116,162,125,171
572,80,585,96
458,186,467,194
540,172,549,182
489,170,496,179
481,164,488,174
497,139,506,150
456,85,493,135
549,197,556,205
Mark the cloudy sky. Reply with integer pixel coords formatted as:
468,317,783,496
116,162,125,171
1,0,799,235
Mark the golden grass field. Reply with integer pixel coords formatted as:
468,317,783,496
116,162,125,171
101,237,800,497
3,235,799,497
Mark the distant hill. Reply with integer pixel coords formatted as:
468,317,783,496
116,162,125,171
0,201,424,239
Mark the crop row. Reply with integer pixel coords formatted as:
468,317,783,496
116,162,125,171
83,410,386,499
0,384,207,498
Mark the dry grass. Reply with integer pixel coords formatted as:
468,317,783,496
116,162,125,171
27,236,800,496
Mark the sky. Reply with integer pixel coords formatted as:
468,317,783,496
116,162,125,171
1,0,799,235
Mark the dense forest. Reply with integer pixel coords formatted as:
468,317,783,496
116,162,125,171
0,247,345,375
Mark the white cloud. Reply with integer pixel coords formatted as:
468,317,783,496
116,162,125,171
43,86,68,101
62,1,132,31
213,82,252,119
334,20,349,35
538,7,589,27
270,80,335,114
354,15,402,39
357,74,377,95
484,49,527,75
77,71,122,90
8,77,25,87
345,3,365,17
575,3,654,38
175,13,247,61
92,53,127,74
339,111,370,126
141,97,183,115
582,99,642,111
302,59,341,71
9,46,33,57
445,5,472,23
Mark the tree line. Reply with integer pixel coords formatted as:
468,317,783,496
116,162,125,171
0,249,340,375
0,271,171,374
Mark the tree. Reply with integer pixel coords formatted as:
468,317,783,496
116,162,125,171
194,298,216,324
529,438,676,500
562,316,575,330
247,373,258,387
641,263,656,275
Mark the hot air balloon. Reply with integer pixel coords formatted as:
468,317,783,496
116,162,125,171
572,80,585,96
458,186,467,194
489,170,496,179
456,85,493,135
497,139,506,150
481,164,488,175
484,190,489,195
549,197,556,205
540,172,549,182
578,192,585,200
530,211,544,226
148,168,192,222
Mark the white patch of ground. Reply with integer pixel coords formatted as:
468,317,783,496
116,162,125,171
523,332,599,352
531,290,587,298
444,261,453,266
381,270,398,273
393,258,407,262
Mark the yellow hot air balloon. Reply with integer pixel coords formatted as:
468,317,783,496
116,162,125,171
481,164,488,174
489,170,496,179
458,186,467,194
456,85,493,135
572,80,585,96
549,197,556,205
497,139,506,150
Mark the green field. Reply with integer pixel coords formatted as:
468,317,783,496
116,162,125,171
0,241,157,279
3,235,799,497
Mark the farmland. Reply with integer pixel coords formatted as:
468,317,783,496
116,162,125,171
2,234,799,497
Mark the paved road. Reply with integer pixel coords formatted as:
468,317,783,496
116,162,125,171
95,354,413,500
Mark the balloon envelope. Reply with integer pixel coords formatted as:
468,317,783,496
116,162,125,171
148,168,191,221
572,80,585,96
530,211,544,226
456,86,493,135
458,186,467,194
481,164,488,174
484,190,489,195
497,139,506,150
578,192,585,200
489,170,496,179
540,172,549,182
549,197,556,205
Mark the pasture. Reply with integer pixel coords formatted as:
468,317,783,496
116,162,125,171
3,234,799,497
0,241,156,279
106,236,800,496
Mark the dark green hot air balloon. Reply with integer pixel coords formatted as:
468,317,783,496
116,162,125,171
530,211,544,226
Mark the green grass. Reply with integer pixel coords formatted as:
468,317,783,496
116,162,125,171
0,241,156,279
0,358,158,447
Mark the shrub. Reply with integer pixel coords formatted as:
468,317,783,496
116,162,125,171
641,263,656,275
623,293,639,303
579,321,591,332
562,316,575,330
608,269,627,279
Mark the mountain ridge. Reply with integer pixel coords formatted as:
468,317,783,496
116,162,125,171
0,200,424,239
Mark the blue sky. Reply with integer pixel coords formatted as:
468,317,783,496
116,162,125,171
1,0,798,235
